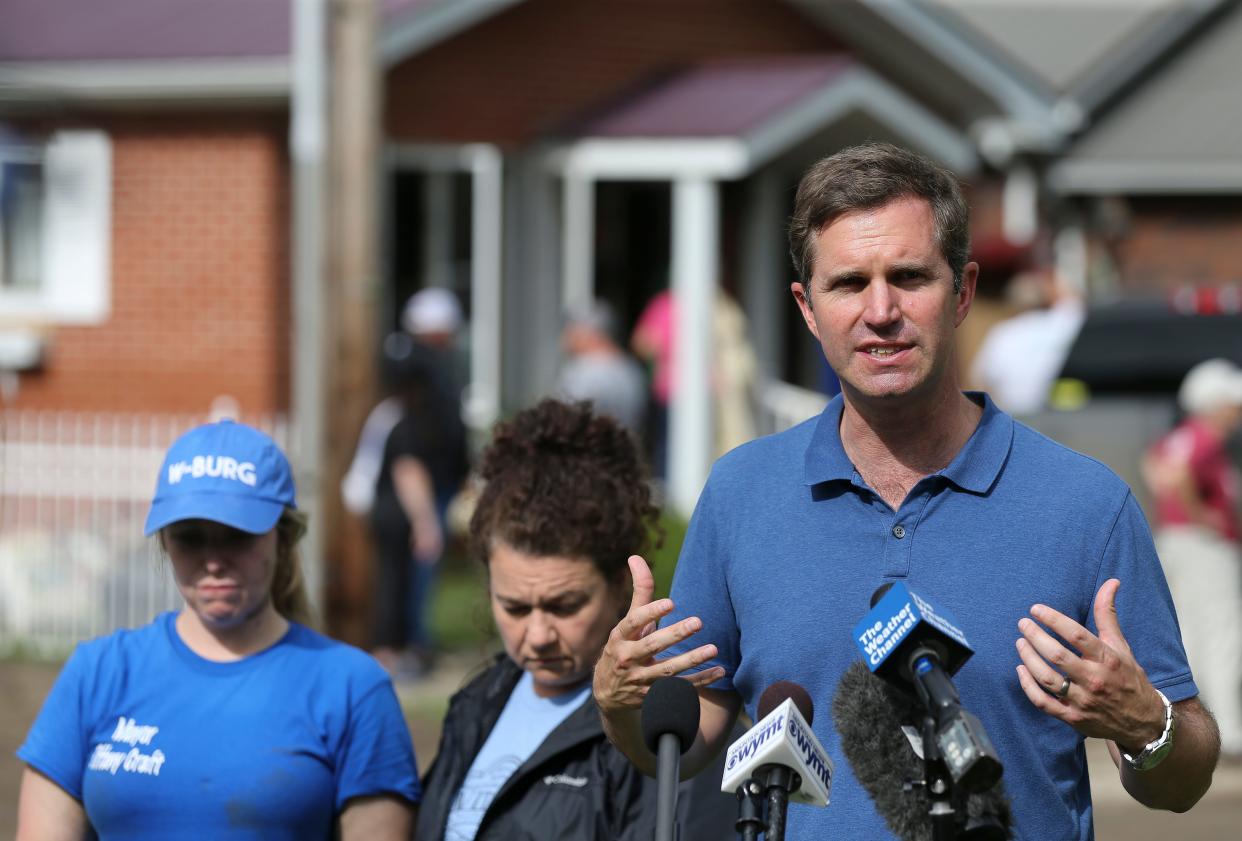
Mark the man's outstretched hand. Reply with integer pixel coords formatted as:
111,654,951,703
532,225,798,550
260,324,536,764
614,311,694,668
1015,578,1164,750
592,555,725,716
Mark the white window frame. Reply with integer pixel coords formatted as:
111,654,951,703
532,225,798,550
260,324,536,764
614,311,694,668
0,130,112,325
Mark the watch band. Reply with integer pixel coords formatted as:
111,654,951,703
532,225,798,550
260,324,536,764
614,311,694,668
1121,688,1175,771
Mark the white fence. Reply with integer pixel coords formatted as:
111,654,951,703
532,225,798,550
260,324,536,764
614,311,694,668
0,410,289,656
757,379,830,436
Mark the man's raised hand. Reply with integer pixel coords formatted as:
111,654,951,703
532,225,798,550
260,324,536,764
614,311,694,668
592,555,725,715
1014,578,1165,747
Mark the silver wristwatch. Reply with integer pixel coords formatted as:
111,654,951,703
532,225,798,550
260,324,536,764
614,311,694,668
1121,689,1175,771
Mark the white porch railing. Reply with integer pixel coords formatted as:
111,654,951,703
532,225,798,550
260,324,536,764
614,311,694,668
0,410,289,657
757,379,830,437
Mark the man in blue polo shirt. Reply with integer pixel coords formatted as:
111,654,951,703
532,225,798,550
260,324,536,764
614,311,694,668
593,143,1220,839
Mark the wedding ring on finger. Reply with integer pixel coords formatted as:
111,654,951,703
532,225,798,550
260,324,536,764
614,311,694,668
1054,675,1072,699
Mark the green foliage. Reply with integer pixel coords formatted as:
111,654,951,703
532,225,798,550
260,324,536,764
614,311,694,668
428,555,494,652
647,510,688,600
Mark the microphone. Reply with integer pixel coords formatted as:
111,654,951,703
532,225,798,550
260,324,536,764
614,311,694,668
854,581,1002,793
833,660,1012,840
641,677,700,841
720,681,833,841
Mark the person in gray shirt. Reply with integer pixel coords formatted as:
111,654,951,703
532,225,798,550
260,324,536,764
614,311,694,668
555,300,647,437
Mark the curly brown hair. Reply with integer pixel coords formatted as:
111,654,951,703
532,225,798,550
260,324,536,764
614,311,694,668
470,399,658,581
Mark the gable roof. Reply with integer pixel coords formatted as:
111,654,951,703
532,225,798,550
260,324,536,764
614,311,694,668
563,56,853,140
924,0,1175,95
1049,0,1242,193
549,56,976,180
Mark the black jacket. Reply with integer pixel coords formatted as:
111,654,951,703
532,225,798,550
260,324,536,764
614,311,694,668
415,655,738,841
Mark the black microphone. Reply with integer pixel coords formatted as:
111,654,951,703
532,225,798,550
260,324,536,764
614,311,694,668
642,677,700,841
757,681,815,841
833,660,1012,840
857,582,1003,793
720,680,832,841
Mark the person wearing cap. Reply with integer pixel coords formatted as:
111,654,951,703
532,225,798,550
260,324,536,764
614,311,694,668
342,287,469,678
16,420,420,840
1143,358,1242,760
369,336,468,679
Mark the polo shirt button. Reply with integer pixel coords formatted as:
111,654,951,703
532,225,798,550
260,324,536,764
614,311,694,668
892,525,906,539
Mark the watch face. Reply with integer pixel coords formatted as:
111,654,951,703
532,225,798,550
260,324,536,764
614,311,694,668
1132,740,1174,771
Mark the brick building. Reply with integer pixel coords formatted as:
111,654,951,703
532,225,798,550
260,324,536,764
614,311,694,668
4,0,1240,644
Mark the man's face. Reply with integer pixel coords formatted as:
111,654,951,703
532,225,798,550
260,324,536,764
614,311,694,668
791,197,977,406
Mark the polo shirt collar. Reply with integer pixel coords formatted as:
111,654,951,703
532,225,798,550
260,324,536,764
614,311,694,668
803,391,1013,495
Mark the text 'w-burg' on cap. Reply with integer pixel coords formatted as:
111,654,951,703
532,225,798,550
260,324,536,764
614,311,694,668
144,420,297,537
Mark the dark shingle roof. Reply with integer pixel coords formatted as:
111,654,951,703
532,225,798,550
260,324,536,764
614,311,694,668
564,56,851,139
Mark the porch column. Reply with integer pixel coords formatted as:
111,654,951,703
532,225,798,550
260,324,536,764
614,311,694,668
290,0,328,606
465,145,503,434
422,170,454,288
561,173,595,315
742,170,785,380
668,176,718,516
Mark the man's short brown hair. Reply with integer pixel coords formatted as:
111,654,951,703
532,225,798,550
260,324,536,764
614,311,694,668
787,142,971,293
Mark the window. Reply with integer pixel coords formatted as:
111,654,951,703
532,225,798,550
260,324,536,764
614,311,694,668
0,152,45,291
0,130,111,324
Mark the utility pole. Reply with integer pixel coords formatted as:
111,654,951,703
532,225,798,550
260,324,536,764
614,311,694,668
324,0,380,641
291,0,328,613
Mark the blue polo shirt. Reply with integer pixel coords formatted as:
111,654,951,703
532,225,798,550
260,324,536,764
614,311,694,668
665,393,1195,841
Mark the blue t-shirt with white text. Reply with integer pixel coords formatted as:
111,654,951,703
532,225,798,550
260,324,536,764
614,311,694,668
19,612,420,840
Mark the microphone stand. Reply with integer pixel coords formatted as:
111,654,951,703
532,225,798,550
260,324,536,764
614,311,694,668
655,732,682,841
920,713,957,841
735,779,764,841
759,764,799,841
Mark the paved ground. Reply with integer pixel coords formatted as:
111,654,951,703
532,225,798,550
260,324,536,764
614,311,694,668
4,655,1241,838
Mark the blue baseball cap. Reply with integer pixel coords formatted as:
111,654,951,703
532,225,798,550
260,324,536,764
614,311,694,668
144,420,297,536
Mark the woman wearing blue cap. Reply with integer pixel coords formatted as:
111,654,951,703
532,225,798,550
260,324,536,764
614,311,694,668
16,420,420,840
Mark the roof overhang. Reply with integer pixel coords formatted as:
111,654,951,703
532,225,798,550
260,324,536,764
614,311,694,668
547,64,976,181
1049,159,1242,195
786,0,1064,156
380,0,526,67
0,58,288,106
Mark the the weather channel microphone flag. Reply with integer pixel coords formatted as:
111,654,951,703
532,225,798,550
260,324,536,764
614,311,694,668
853,580,972,682
719,696,833,807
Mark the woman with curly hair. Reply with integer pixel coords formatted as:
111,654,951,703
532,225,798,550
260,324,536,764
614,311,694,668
415,399,734,841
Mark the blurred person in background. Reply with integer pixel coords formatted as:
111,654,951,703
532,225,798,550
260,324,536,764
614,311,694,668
1143,358,1242,761
341,287,470,679
969,266,1085,416
17,420,419,840
369,335,468,681
631,288,676,475
630,288,758,471
341,287,465,519
554,299,646,437
415,399,735,841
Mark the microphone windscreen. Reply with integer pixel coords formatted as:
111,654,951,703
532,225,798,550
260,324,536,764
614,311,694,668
758,680,816,726
641,676,700,754
833,661,1012,841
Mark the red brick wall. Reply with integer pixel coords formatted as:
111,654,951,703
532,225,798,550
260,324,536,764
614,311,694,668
11,112,290,414
1113,197,1242,296
385,0,842,144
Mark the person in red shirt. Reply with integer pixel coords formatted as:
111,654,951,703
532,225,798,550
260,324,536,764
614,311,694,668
1144,358,1242,759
